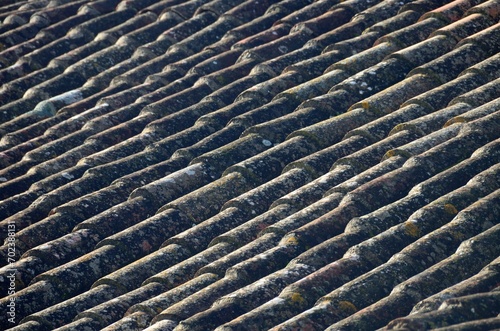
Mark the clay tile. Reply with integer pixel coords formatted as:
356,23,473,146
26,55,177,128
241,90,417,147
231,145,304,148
232,23,290,51
223,168,311,216
390,103,468,136
398,0,450,15
388,292,500,330
223,0,276,24
432,12,494,42
291,7,354,36
166,0,210,19
276,0,340,27
381,226,500,330
229,97,296,129
74,282,164,328
146,243,234,294
238,31,312,65
151,277,245,324
161,11,217,46
195,0,246,17
419,0,484,23
53,317,103,330
21,284,123,329
456,22,500,55
410,72,490,111
138,0,178,16
284,135,369,177
244,106,329,143
345,105,427,141
224,136,317,184
127,273,218,324
264,187,348,239
100,242,192,292
115,0,161,12
327,45,411,99
365,10,420,38
355,0,412,26
172,126,241,162
462,52,500,81
409,43,495,84
161,172,253,223
186,264,313,330
333,0,388,14
412,255,500,314
175,15,240,55
96,208,193,258
466,0,500,20
18,229,100,280
289,107,371,149
446,91,500,126
376,16,446,49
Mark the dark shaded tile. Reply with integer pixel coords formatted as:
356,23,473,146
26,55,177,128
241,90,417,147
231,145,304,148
411,255,500,314
106,274,218,329
15,284,125,330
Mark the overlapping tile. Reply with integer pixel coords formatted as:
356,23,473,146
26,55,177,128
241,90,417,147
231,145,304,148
0,0,499,330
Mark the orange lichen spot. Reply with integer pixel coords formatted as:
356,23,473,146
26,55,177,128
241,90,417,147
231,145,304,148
338,300,357,313
290,292,306,305
404,221,421,237
444,203,458,215
444,117,466,127
361,101,370,109
384,149,397,158
285,235,299,246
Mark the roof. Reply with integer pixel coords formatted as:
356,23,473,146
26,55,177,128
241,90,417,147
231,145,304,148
0,0,499,330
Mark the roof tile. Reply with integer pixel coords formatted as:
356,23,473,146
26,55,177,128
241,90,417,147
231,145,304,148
151,243,234,293
371,225,500,330
160,207,247,253
161,172,252,222
412,256,500,314
284,134,370,178
202,232,282,277
72,282,165,329
15,229,100,284
224,135,317,184
447,96,500,128
291,7,354,36
151,276,245,325
103,241,192,290
420,0,484,23
18,284,122,330
388,292,500,330
466,0,500,20
410,43,496,84
121,274,218,328
275,169,500,330
182,263,314,331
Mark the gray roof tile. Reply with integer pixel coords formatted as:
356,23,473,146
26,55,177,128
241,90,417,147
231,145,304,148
72,282,165,329
122,274,218,328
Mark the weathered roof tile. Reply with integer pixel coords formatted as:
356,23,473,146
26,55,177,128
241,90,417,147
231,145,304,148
411,255,500,314
71,282,165,329
420,0,484,23
17,284,122,330
121,274,218,328
103,241,192,292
